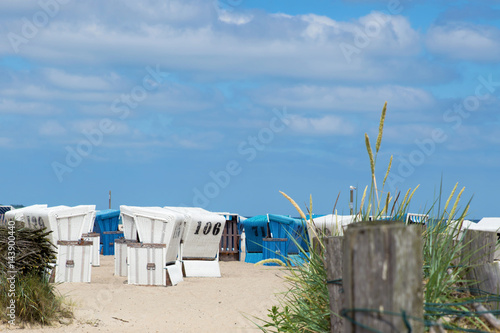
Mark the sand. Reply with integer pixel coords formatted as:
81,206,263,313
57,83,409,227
3,256,287,333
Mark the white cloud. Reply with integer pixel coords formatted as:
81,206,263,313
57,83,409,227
92,129,224,150
70,119,130,136
255,85,435,112
217,10,253,25
288,114,354,135
44,69,114,90
171,131,225,149
426,23,500,61
0,0,476,153
141,82,222,113
384,123,492,150
384,124,445,144
1,85,116,103
39,120,67,136
0,98,59,115
0,2,430,83
350,12,421,55
78,103,114,116
300,14,340,40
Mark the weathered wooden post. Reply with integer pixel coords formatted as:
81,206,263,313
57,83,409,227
324,236,344,332
462,229,496,267
343,221,423,333
462,230,500,309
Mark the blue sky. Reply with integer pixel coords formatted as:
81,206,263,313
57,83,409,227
0,0,499,218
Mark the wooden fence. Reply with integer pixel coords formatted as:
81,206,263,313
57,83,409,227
324,222,500,333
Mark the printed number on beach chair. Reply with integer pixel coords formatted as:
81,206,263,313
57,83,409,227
26,216,46,229
251,226,267,237
295,225,304,237
194,221,222,236
173,224,182,238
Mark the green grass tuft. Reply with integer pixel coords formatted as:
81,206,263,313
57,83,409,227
0,271,72,326
255,240,330,333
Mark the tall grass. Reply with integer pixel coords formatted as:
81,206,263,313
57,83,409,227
256,243,330,333
254,102,486,332
420,184,492,331
0,225,72,326
423,183,470,304
0,271,72,325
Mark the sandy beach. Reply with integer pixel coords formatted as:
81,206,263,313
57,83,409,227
3,256,286,333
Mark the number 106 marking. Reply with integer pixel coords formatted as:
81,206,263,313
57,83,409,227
194,221,222,236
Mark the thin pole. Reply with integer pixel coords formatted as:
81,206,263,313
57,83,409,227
349,188,354,215
109,190,111,209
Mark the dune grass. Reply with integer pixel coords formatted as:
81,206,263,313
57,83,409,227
0,271,72,326
254,237,330,333
253,102,492,332
0,224,72,326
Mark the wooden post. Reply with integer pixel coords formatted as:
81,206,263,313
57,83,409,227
462,230,500,308
462,229,496,267
312,237,322,255
350,188,354,215
343,221,423,333
324,236,344,332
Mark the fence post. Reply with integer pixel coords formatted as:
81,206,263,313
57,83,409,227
462,229,496,267
462,229,500,308
343,221,423,333
324,236,344,332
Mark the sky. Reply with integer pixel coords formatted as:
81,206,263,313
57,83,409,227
0,0,499,219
